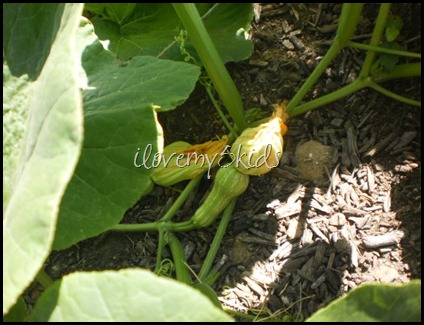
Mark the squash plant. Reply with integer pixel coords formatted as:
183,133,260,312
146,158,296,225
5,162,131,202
3,3,251,321
3,3,421,322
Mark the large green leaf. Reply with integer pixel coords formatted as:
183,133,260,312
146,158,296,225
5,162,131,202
85,3,253,63
104,4,137,24
3,66,30,209
3,3,84,314
3,4,65,80
307,280,421,322
2,297,27,322
29,269,233,322
53,24,201,250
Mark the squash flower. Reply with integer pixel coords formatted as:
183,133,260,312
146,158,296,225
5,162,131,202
231,101,288,176
151,136,228,187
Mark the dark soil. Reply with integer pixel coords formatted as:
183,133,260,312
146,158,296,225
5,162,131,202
43,3,421,321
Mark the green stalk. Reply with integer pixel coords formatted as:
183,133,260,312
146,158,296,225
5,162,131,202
288,62,421,116
287,3,420,117
36,269,54,289
111,220,196,233
359,3,391,78
335,4,365,45
349,41,421,58
155,230,166,273
286,4,363,114
204,83,238,137
288,79,366,117
172,4,246,130
373,62,421,82
167,233,192,284
164,220,196,232
286,41,341,114
368,81,421,106
198,199,236,281
110,222,160,232
110,174,203,232
160,174,203,222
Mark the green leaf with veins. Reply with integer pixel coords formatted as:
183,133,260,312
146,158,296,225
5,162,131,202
104,4,137,24
377,41,402,72
53,21,201,250
85,3,253,63
3,3,84,314
3,4,65,80
29,269,234,322
306,281,421,322
3,297,27,322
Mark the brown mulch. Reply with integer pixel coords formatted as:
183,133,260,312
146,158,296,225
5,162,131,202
44,3,421,321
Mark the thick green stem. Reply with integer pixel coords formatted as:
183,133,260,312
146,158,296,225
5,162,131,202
198,199,236,281
111,221,160,232
167,233,192,284
172,4,246,130
335,4,365,45
373,62,421,82
360,4,391,78
111,220,196,233
155,230,166,273
165,220,197,232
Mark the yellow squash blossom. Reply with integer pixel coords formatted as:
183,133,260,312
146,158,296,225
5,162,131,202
230,101,288,176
